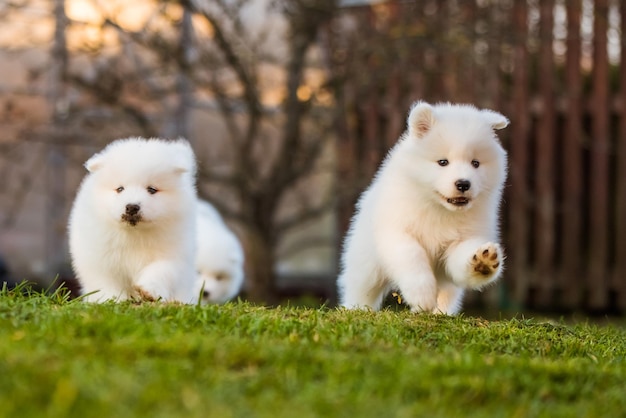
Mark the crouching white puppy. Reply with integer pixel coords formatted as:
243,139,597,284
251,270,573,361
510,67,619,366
68,137,198,303
338,101,509,315
194,200,244,304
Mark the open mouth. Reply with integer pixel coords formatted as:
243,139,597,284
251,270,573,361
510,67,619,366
446,196,470,206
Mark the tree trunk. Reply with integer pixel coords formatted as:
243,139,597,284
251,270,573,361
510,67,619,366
243,228,278,305
172,5,194,140
46,0,68,277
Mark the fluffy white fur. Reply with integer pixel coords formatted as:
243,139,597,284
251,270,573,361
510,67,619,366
194,200,245,304
68,137,198,303
338,101,509,315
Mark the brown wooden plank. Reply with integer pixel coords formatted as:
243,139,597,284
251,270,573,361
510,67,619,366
325,15,357,238
509,0,531,305
335,85,359,236
442,0,458,100
614,0,626,311
560,0,583,308
588,0,610,310
364,90,381,178
534,0,557,307
458,0,477,104
384,66,404,150
486,3,503,110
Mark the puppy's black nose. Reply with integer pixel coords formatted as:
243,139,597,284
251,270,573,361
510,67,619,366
455,179,471,192
202,290,210,298
125,204,141,215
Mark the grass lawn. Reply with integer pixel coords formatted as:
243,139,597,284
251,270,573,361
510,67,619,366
1,284,625,418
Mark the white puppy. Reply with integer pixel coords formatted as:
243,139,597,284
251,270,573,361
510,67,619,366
194,200,244,304
338,101,509,314
68,137,198,303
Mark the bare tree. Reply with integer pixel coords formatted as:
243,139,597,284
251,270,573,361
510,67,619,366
38,0,337,302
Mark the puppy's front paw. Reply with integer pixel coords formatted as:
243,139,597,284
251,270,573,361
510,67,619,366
470,243,502,279
403,282,438,313
132,285,157,302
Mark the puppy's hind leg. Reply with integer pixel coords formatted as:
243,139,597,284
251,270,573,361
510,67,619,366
338,262,387,311
434,282,464,315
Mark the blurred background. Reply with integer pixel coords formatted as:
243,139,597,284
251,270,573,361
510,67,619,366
0,0,625,314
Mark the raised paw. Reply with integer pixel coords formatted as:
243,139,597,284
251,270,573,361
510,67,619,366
470,243,502,279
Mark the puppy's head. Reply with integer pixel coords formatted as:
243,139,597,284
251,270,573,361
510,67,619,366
84,137,197,227
195,269,242,304
405,102,509,212
194,200,245,304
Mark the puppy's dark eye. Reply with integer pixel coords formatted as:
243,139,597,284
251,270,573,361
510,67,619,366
471,160,480,168
437,159,449,167
116,186,124,193
147,186,158,195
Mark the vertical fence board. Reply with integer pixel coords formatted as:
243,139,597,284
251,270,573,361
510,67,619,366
615,2,626,310
384,66,404,149
535,0,557,307
458,1,477,104
332,3,362,236
589,0,610,309
560,0,583,308
364,93,381,178
335,85,359,236
509,0,530,305
486,4,503,110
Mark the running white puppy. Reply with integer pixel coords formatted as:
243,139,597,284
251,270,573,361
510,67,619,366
338,101,509,315
68,137,198,303
194,200,245,304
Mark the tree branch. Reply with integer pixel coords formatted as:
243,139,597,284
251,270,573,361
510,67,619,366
264,0,335,195
205,69,243,143
275,179,335,236
68,74,158,137
184,0,262,156
277,235,334,260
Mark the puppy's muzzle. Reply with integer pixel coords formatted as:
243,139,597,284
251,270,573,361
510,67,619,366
447,180,472,207
121,203,142,226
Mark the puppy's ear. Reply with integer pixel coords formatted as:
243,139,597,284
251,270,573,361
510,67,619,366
407,101,435,138
481,109,509,130
171,139,197,176
84,139,122,172
84,153,105,173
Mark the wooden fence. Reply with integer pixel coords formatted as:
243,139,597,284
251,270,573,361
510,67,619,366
329,0,626,312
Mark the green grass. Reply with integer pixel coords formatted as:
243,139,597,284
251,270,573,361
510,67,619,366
1,283,626,418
